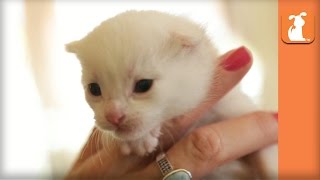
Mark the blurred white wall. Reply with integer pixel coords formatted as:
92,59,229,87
1,0,277,178
226,1,278,110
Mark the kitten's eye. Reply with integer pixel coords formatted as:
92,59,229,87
134,79,153,93
88,83,101,96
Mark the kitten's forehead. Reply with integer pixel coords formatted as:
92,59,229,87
68,10,207,97
75,12,170,57
72,11,175,96
77,38,159,99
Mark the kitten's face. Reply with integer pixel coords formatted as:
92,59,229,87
66,11,216,141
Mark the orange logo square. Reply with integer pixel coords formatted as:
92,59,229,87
281,11,315,44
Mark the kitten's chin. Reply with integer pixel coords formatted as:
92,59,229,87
113,128,145,141
96,124,145,141
95,122,117,131
95,120,150,141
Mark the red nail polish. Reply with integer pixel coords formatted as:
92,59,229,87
222,46,251,71
273,112,278,121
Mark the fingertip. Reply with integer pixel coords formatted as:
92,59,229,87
221,46,252,71
272,112,278,122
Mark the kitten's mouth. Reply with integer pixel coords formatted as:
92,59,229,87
97,123,133,134
96,119,146,141
114,125,146,141
116,125,133,133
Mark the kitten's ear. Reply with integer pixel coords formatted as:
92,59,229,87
65,40,81,53
170,32,202,49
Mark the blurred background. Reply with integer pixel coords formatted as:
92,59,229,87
1,0,278,178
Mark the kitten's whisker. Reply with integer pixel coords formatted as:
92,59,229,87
89,129,99,166
161,125,176,150
80,128,95,160
107,133,112,153
102,131,114,160
97,130,103,165
101,131,107,151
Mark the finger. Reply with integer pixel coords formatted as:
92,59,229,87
161,46,253,148
66,129,136,179
139,111,278,178
66,139,133,179
66,131,151,179
68,128,102,169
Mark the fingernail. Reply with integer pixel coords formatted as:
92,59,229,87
273,112,278,121
222,46,251,71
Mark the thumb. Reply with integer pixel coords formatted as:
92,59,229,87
160,46,253,149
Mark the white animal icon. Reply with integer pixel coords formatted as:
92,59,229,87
288,12,309,41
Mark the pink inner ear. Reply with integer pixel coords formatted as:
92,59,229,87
180,38,194,48
171,32,196,48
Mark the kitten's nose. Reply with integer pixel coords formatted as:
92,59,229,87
105,110,125,126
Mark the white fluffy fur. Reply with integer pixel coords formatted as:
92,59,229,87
66,10,276,178
66,10,216,148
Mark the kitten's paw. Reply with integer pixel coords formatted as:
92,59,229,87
135,135,159,156
120,127,161,156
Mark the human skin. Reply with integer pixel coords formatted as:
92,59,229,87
65,47,278,179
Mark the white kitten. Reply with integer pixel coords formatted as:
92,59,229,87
66,10,275,178
66,10,217,154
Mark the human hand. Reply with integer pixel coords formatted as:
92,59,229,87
65,47,278,179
